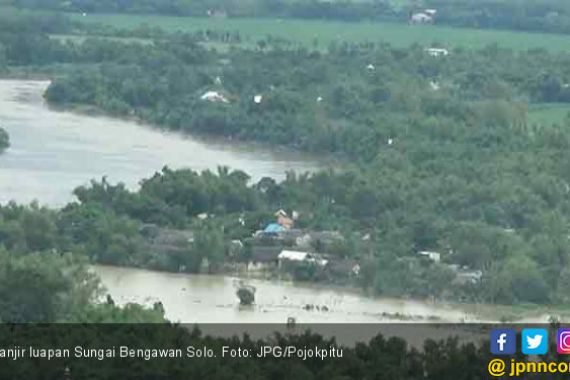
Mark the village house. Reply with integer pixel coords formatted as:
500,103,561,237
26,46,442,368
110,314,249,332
247,245,282,271
324,259,361,279
278,250,328,267
426,48,449,57
295,230,345,252
200,91,229,103
410,8,437,24
254,228,303,243
417,250,441,263
275,209,294,229
410,13,433,24
140,224,194,270
263,223,286,234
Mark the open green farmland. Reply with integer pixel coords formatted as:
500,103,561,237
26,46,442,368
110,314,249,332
528,103,570,126
71,12,570,51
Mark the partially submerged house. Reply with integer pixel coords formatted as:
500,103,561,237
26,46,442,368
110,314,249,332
278,250,328,267
325,259,361,278
141,224,194,259
263,223,286,234
248,245,282,271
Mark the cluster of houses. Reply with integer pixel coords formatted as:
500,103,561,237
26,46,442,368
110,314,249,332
138,209,482,288
244,210,361,279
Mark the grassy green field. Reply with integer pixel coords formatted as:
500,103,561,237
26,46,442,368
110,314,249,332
70,12,570,51
528,103,570,126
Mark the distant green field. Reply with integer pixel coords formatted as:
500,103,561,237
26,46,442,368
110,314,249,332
528,103,570,126
71,13,570,51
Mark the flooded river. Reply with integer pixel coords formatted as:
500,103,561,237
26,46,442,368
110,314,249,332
0,79,554,324
0,80,322,206
94,265,479,323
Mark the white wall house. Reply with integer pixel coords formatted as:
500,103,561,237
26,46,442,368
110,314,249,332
426,48,449,57
278,250,328,267
418,251,441,263
200,91,229,103
411,13,433,24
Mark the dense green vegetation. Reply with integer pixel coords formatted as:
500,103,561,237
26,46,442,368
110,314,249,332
3,12,570,306
0,128,9,153
0,244,165,323
426,0,570,34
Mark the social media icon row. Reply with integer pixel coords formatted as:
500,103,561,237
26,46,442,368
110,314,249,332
491,329,570,355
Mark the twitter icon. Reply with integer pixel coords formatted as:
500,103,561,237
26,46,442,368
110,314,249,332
522,329,548,355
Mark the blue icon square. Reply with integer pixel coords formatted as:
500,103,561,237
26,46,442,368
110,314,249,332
491,329,516,355
522,329,548,355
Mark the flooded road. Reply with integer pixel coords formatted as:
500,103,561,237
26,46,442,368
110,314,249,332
0,80,323,206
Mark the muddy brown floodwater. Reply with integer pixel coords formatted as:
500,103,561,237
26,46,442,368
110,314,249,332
94,265,486,323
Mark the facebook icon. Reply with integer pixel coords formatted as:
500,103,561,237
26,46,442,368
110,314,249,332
490,329,516,355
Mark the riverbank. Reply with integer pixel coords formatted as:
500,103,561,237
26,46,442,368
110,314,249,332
45,99,345,165
0,79,324,205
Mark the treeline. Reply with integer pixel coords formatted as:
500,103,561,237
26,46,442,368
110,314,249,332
0,245,165,323
428,0,570,34
13,0,570,35
0,324,497,380
12,0,398,21
37,36,570,160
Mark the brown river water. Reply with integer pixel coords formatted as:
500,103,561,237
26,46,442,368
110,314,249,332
0,79,322,206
